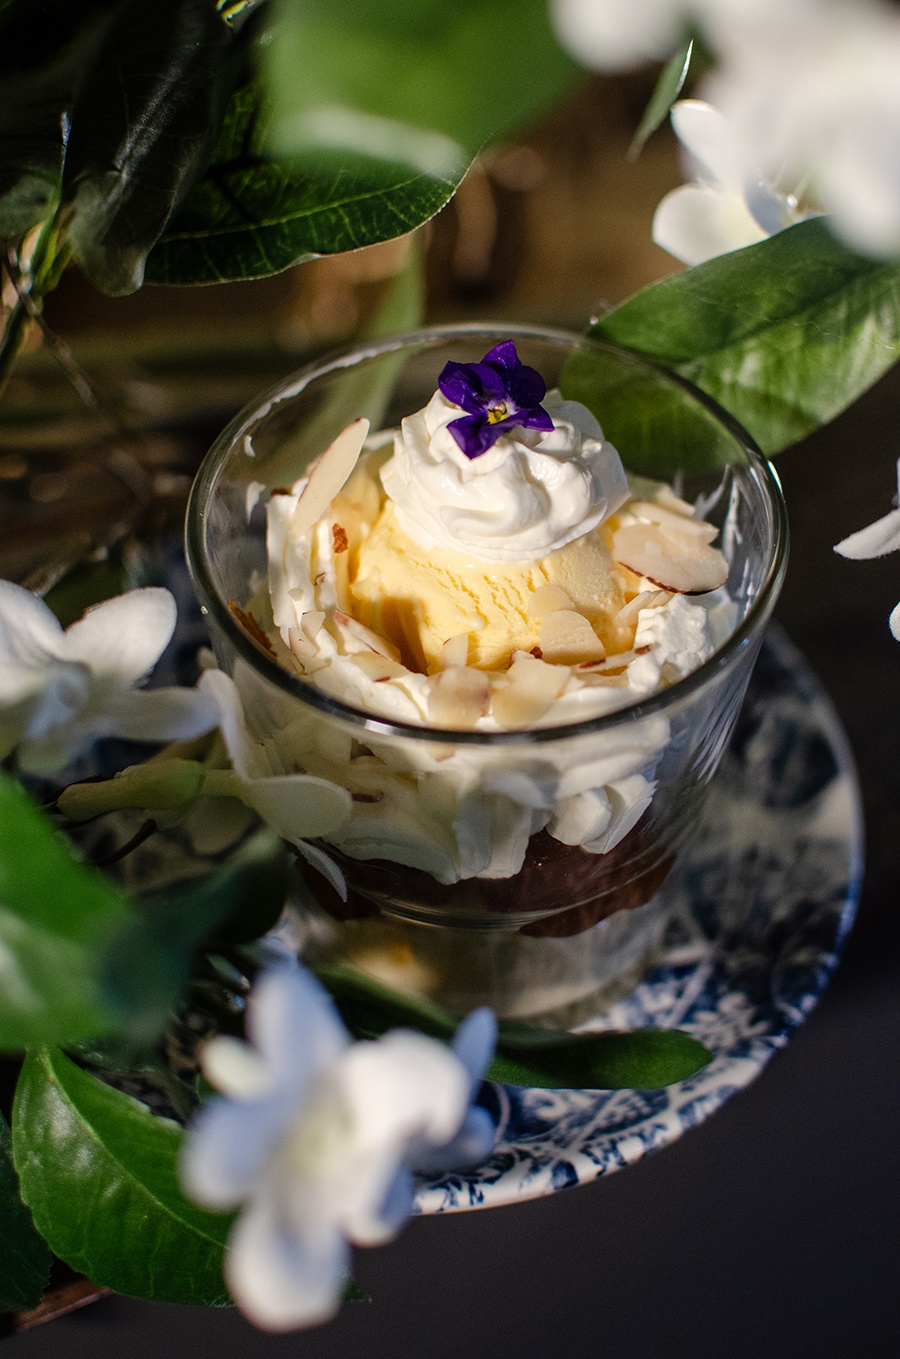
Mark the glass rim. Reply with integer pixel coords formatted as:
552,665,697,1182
185,322,790,747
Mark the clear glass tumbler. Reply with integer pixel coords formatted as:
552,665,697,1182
186,325,788,1021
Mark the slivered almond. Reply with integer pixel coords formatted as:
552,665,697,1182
628,501,718,544
438,633,470,670
527,584,575,619
288,627,316,663
654,485,696,517
428,667,491,727
491,652,570,728
333,610,401,660
350,651,409,682
300,610,326,642
612,523,728,594
289,418,370,541
614,589,671,630
539,610,606,664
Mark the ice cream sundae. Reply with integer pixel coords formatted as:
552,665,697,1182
189,329,784,1017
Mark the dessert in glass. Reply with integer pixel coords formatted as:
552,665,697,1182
186,326,788,1021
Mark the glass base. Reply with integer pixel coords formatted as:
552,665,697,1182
289,885,672,1024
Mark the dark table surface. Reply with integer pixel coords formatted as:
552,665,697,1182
7,366,900,1359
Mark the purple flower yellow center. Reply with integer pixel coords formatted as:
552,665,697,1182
437,340,554,459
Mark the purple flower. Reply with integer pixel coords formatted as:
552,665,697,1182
438,340,554,459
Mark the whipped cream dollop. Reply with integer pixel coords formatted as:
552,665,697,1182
380,389,630,563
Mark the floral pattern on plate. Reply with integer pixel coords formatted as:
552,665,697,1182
415,627,862,1213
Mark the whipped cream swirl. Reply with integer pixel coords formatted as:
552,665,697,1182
380,389,630,563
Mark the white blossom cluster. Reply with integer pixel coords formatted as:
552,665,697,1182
551,0,900,259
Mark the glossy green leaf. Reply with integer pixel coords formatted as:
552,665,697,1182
146,80,460,285
590,217,900,456
12,1047,232,1305
628,40,693,160
486,1026,711,1089
0,1109,51,1312
317,965,711,1089
62,0,240,294
266,0,578,171
0,775,131,1049
560,339,737,479
0,0,120,237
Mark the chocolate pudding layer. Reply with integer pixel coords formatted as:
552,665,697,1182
301,810,675,938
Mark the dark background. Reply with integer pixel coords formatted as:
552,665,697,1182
3,79,900,1359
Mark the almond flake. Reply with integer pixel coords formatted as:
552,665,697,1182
527,584,575,619
333,611,401,661
612,523,728,594
614,589,671,630
428,667,491,727
491,652,570,728
289,417,370,541
539,610,606,664
300,610,326,642
654,485,696,517
628,501,718,545
350,651,409,682
438,633,470,670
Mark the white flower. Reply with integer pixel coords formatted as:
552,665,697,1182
550,0,692,71
834,457,900,639
652,100,811,265
197,668,352,842
0,581,216,774
181,962,496,1331
705,0,900,257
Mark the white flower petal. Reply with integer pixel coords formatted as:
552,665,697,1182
0,580,66,667
411,1104,498,1177
652,183,767,265
338,1031,468,1152
100,685,218,742
180,1097,280,1209
241,774,351,843
550,0,684,71
671,99,743,191
64,588,176,683
450,1007,497,1090
834,506,900,559
201,1036,275,1099
197,668,256,777
890,601,900,640
372,1163,415,1238
226,1181,350,1331
247,965,347,1096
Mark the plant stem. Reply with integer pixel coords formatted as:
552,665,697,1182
0,210,70,401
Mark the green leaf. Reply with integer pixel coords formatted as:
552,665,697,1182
146,80,460,285
486,1026,712,1089
266,0,579,171
560,338,739,479
12,1047,232,1305
0,775,132,1049
0,1109,51,1312
62,0,240,294
317,965,711,1089
590,217,900,456
628,40,693,161
0,0,121,237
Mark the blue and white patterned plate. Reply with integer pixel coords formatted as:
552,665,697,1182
415,627,863,1213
